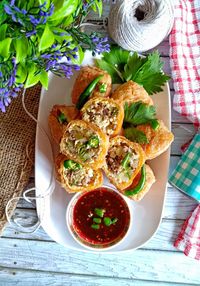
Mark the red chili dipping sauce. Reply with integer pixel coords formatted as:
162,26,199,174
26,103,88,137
72,188,130,246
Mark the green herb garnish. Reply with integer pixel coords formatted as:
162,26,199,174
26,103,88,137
121,153,131,169
124,102,157,126
63,160,82,171
93,218,102,224
57,112,67,124
94,208,105,218
99,83,107,93
87,136,99,148
112,218,118,224
123,102,160,143
124,127,149,144
91,224,100,230
125,165,146,196
103,217,118,227
96,45,170,95
103,217,111,226
76,75,103,110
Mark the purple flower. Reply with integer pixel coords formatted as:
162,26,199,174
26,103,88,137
26,30,36,37
90,34,110,55
4,4,13,15
10,0,15,6
0,58,22,112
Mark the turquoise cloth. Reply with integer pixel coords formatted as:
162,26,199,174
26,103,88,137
169,134,200,202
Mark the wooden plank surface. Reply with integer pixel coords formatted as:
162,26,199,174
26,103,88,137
0,237,200,284
1,2,199,285
0,267,196,286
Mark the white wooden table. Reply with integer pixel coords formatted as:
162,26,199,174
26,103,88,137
1,5,200,285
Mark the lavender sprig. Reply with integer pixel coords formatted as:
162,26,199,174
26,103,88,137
0,58,22,112
4,1,54,37
0,0,107,113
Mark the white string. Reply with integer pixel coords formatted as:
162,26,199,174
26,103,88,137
108,0,174,52
5,88,56,233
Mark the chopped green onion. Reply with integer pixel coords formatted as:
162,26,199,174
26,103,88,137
63,160,82,171
87,136,99,148
121,153,131,169
93,218,101,224
94,208,105,218
91,224,100,230
99,83,107,93
57,112,67,124
103,217,112,226
150,119,160,130
112,218,118,224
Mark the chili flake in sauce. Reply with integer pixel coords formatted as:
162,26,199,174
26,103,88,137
72,188,130,246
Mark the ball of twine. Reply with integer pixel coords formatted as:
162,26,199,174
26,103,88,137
108,0,174,52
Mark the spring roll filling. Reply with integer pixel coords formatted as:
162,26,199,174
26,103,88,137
82,101,119,135
63,167,95,187
64,125,100,162
106,142,139,183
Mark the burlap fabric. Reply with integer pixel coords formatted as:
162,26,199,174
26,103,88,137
0,85,41,235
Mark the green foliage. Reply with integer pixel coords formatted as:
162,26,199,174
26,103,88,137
123,102,159,144
124,127,149,144
0,0,104,92
96,46,170,95
124,102,157,125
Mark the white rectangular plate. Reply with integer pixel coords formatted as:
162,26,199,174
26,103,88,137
35,52,171,253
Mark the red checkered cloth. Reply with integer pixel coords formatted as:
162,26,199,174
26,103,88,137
174,205,200,260
169,0,200,259
169,0,200,127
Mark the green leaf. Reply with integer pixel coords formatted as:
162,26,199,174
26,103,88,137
16,64,27,84
14,37,28,63
0,2,7,25
124,102,157,126
0,38,11,59
103,45,129,71
95,0,103,17
39,70,49,89
135,71,170,95
96,46,170,95
124,52,147,81
124,126,149,144
0,24,7,41
39,0,50,6
133,51,170,95
70,46,84,65
39,24,55,51
96,59,123,84
62,15,74,27
50,0,78,21
25,65,40,88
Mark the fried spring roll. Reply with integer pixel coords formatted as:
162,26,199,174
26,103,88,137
136,120,174,160
81,97,124,136
60,120,109,169
55,154,103,193
111,80,153,106
48,105,79,144
71,66,112,104
103,136,145,190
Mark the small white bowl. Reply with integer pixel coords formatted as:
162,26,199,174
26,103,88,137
66,186,132,251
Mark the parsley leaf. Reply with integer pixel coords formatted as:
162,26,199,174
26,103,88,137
124,102,157,126
124,127,149,144
123,101,160,143
95,59,123,83
102,45,130,70
96,46,170,94
123,52,147,82
96,45,129,83
132,51,170,95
